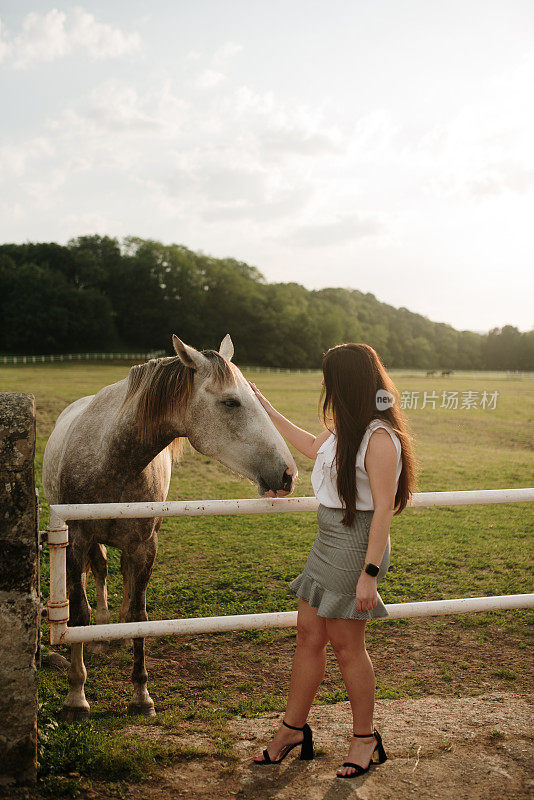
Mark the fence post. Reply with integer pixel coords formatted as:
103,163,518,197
0,393,39,786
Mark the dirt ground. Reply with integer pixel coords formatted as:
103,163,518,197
4,618,533,800
122,690,534,800
4,691,533,800
143,616,534,702
109,613,534,800
97,616,534,799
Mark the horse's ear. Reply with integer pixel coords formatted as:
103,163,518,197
172,335,207,370
219,334,234,362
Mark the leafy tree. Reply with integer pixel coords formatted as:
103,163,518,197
0,258,116,353
0,237,531,369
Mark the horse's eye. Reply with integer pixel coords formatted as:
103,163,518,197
222,398,241,408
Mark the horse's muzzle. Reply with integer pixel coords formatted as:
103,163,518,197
259,467,296,497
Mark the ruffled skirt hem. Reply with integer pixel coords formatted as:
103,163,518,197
289,572,389,620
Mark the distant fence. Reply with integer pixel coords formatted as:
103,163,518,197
1,355,532,378
1,351,165,365
244,366,321,374
243,367,534,379
392,369,534,380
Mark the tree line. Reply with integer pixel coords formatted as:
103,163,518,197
0,235,532,370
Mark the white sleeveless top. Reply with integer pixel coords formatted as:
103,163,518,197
311,419,402,510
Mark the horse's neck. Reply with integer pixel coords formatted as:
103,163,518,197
79,379,183,482
103,406,180,479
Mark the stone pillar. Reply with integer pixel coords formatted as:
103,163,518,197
0,393,39,786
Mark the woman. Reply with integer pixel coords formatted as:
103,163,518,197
250,343,417,778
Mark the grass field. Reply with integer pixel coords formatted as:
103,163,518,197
0,363,532,795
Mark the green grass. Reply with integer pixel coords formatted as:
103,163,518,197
0,362,533,793
12,363,530,620
38,704,177,782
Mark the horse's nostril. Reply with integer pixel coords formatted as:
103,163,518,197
282,469,293,491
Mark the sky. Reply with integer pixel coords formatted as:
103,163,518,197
1,0,533,334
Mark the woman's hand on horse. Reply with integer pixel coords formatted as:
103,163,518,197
249,382,275,416
356,572,378,613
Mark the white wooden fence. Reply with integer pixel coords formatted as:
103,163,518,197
1,351,165,365
46,488,534,646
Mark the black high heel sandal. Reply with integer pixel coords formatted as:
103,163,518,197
253,720,314,764
336,727,388,779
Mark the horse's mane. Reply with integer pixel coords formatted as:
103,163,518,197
121,350,234,461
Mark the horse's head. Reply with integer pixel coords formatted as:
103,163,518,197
172,334,297,497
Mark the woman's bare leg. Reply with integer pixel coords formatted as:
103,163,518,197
326,617,379,777
253,600,328,761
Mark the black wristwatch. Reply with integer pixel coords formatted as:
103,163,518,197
363,562,380,577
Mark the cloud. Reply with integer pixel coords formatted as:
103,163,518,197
159,164,266,205
31,75,339,227
202,188,310,223
259,129,339,158
186,40,242,65
411,49,534,201
0,7,141,68
59,210,121,238
195,69,226,89
0,137,54,176
134,152,312,225
285,214,385,247
185,49,203,61
0,54,374,240
47,80,188,139
190,41,242,89
227,85,343,160
468,162,534,197
212,41,242,64
20,168,67,209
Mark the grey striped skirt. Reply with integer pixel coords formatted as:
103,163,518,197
288,504,391,620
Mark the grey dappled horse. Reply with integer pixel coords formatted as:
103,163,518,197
43,334,297,719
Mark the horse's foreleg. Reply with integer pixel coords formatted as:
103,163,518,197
129,637,154,716
90,543,110,626
125,536,157,717
119,551,132,648
61,543,91,720
61,643,88,720
85,543,110,654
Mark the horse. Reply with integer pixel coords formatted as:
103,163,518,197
43,334,297,720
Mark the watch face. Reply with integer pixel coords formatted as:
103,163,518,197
365,563,379,577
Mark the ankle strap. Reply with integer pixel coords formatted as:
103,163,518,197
353,731,375,738
282,720,305,731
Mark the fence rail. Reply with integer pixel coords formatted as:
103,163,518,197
1,351,165,365
60,594,534,644
46,488,534,645
243,367,534,379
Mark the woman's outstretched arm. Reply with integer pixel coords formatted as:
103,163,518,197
249,382,331,459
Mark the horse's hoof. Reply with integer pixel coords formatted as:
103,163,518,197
59,705,90,722
127,702,156,717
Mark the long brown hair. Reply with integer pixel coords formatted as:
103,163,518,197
321,343,418,526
